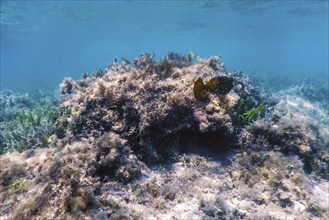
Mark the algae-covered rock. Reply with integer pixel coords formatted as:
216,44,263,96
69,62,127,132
57,53,254,163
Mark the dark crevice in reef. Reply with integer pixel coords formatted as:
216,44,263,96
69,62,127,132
179,130,232,154
136,127,234,165
92,163,120,182
131,106,207,163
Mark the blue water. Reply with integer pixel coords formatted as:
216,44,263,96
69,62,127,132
1,1,328,91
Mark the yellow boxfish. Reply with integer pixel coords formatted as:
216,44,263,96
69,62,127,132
193,76,234,100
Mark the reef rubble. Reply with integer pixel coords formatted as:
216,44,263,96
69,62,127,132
0,53,328,219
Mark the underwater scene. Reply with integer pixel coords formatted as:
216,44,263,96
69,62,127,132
0,1,328,219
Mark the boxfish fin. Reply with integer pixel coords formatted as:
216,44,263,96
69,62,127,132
205,78,219,89
194,78,206,100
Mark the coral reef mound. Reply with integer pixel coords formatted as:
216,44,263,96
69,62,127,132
0,53,328,219
57,53,252,163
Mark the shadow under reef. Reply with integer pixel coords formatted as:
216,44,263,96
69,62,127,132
145,129,237,173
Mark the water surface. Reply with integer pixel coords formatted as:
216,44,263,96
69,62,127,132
1,0,328,91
